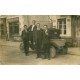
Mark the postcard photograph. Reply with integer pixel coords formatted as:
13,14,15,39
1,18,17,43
0,15,80,64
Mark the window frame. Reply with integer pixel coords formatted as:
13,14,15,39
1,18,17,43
57,18,67,36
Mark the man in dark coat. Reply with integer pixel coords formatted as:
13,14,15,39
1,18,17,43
36,23,43,58
21,25,29,56
42,25,50,60
28,20,37,50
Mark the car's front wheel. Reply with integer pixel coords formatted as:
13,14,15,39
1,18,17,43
20,42,24,53
50,47,56,58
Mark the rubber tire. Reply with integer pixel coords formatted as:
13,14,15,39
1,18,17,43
50,47,56,58
62,46,68,54
20,43,25,53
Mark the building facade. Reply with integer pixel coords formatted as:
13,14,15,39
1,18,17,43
0,15,80,46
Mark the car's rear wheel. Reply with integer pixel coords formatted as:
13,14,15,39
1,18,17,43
20,42,24,53
50,47,56,58
62,46,68,54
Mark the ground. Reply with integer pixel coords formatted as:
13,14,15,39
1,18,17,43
0,39,80,65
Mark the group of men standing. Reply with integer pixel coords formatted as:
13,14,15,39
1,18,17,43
21,20,52,60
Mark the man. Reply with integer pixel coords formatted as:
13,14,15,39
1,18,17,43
21,25,29,56
36,23,43,58
42,25,50,60
28,20,37,50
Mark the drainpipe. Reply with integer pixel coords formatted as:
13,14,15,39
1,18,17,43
6,18,9,41
0,19,1,38
27,16,29,27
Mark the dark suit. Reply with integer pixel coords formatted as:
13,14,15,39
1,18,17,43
21,29,29,55
36,29,43,58
42,29,50,59
28,25,37,50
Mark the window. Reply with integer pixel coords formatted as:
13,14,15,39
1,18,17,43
57,18,66,35
9,21,19,36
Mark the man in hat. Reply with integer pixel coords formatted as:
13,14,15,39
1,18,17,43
36,23,43,58
21,25,29,56
28,20,37,50
42,25,50,60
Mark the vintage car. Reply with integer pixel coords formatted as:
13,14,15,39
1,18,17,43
49,28,68,58
20,27,68,58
